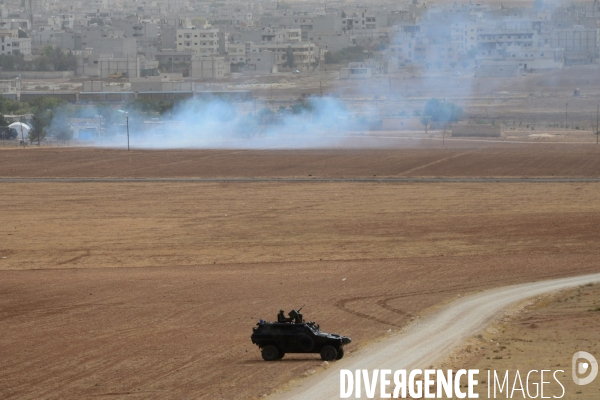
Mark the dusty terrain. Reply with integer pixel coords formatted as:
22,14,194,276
273,274,600,400
443,283,600,399
1,147,600,399
2,144,600,178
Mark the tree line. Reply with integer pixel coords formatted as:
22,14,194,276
0,46,76,72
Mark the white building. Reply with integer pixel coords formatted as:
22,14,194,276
257,41,318,70
176,25,219,55
259,28,301,43
451,21,479,56
0,30,32,55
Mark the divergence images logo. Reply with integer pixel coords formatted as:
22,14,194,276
572,351,598,386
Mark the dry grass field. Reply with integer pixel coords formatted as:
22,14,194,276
1,146,600,399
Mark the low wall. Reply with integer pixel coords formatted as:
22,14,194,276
451,124,502,137
2,93,18,101
0,71,75,79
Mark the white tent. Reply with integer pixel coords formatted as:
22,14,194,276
9,122,30,139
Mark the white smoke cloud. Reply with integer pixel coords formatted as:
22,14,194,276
76,95,378,149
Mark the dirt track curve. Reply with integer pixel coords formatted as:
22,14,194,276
271,273,600,400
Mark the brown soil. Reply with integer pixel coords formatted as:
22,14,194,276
1,146,600,399
442,284,600,399
1,176,599,399
2,144,600,178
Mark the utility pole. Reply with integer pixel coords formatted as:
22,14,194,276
126,116,129,151
597,105,599,144
443,124,446,144
28,0,33,31
565,102,568,130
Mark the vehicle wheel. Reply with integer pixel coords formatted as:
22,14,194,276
261,345,279,361
320,345,337,361
298,334,314,352
336,347,344,360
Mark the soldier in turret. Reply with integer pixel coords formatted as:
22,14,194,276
277,309,290,323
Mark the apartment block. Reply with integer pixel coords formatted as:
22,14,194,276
176,25,219,55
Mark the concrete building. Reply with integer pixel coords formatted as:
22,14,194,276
308,31,354,52
227,43,246,65
31,25,64,46
548,26,599,65
190,55,229,79
343,9,388,31
312,15,343,32
98,56,140,78
0,30,32,55
58,14,75,29
451,21,478,56
78,54,157,78
477,26,537,57
260,28,301,43
87,37,137,57
176,25,219,55
340,65,373,79
482,45,564,70
245,50,277,73
153,50,193,65
160,26,177,49
257,42,318,70
51,31,136,57
0,78,20,97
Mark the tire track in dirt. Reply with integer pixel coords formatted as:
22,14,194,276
334,296,405,328
56,249,91,266
377,297,415,319
274,272,600,400
397,149,482,176
333,265,600,328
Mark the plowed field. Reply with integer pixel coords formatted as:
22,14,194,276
1,144,600,178
1,147,600,399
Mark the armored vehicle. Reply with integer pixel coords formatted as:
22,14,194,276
251,308,351,361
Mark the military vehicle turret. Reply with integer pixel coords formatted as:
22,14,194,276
250,308,351,361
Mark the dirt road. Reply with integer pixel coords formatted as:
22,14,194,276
272,273,600,400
